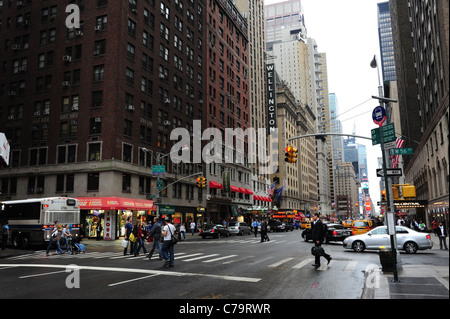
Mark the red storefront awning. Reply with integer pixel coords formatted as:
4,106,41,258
244,188,253,195
77,197,154,211
209,181,223,189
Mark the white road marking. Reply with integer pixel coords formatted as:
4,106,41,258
203,255,238,263
19,270,67,279
182,254,219,262
268,257,295,268
0,264,261,283
292,258,314,269
344,261,358,272
108,274,160,287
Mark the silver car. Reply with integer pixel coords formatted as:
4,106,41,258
228,222,251,235
343,226,433,254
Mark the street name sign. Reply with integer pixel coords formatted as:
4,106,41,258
152,165,165,175
376,168,403,177
371,123,395,145
390,148,413,155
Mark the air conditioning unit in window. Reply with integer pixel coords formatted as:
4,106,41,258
33,111,41,117
63,55,72,62
94,25,102,31
163,120,171,126
95,117,102,122
12,44,21,50
94,50,101,56
43,110,50,115
8,91,16,96
71,105,79,111
164,98,171,104
126,105,135,111
159,73,165,79
18,65,27,72
62,81,71,87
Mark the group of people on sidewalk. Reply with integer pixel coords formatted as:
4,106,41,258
123,216,176,268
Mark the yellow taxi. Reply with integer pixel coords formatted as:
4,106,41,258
342,220,353,228
351,220,372,235
301,219,311,229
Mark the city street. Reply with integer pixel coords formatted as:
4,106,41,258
0,230,448,302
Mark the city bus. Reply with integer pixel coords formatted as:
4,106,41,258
0,197,80,248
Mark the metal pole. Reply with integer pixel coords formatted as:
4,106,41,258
379,114,399,282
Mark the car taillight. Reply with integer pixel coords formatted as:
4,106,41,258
211,229,215,233
333,230,338,236
426,234,431,240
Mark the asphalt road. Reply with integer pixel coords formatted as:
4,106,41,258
0,230,447,302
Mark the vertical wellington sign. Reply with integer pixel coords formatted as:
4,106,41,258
266,64,278,133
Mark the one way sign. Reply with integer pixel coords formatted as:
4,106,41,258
376,168,403,177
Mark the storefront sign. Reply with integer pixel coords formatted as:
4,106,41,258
266,63,278,133
159,205,175,214
272,214,295,219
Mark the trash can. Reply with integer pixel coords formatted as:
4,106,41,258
378,247,395,272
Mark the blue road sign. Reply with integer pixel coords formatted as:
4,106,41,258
372,106,386,126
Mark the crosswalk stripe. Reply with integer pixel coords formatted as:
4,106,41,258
203,255,238,263
182,254,219,262
268,257,295,268
344,261,358,271
173,253,203,260
292,258,314,269
317,260,335,271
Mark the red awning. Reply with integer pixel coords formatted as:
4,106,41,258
209,181,223,189
77,197,154,211
244,189,253,195
230,185,239,192
238,187,246,193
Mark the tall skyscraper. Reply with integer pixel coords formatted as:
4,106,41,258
264,0,306,43
377,1,396,82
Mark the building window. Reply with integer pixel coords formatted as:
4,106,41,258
90,117,102,134
88,142,101,161
122,143,132,162
87,172,100,191
93,65,105,82
122,173,131,191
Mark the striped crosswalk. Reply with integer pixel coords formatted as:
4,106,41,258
5,250,363,272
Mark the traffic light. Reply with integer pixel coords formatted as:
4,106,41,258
201,177,206,188
197,177,206,188
381,190,386,201
284,145,298,163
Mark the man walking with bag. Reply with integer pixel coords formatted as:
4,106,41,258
161,217,177,268
311,213,331,269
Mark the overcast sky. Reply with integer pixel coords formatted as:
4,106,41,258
265,0,385,207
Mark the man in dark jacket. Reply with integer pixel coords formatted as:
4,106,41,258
311,213,332,269
147,217,163,260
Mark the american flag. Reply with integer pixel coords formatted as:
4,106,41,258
391,138,405,168
267,182,276,196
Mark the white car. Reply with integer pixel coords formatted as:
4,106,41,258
343,226,433,254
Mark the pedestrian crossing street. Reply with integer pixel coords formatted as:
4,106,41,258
6,250,360,272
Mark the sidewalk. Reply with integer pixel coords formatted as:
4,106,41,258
371,234,449,299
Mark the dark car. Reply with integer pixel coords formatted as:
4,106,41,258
284,222,294,231
200,224,230,239
268,220,289,232
302,223,352,243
